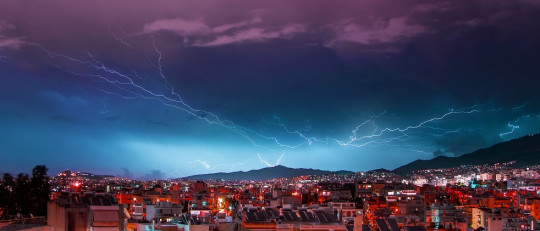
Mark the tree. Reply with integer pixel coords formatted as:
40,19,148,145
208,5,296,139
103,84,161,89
30,165,50,217
14,173,31,217
0,174,10,218
0,173,16,218
0,165,50,219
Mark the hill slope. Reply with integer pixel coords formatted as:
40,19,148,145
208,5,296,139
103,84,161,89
393,134,540,175
183,165,354,180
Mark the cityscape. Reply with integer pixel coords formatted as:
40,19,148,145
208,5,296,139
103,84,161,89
2,148,540,231
1,0,540,231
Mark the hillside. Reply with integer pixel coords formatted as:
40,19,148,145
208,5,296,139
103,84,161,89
393,134,540,175
183,165,354,180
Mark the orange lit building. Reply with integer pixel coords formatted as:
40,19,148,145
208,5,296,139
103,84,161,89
531,198,540,220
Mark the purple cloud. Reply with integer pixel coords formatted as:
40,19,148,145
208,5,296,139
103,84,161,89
0,21,27,50
0,37,27,50
143,18,209,35
195,23,305,46
0,0,535,55
409,2,451,13
212,17,263,33
327,17,428,47
142,16,305,46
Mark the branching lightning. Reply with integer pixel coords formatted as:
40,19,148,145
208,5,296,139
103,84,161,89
188,157,257,172
260,115,314,148
99,102,109,114
257,154,273,167
499,115,530,138
41,43,508,155
35,29,534,168
257,152,286,167
107,25,132,47
499,123,519,137
334,106,483,147
40,44,307,150
276,152,285,165
192,160,211,169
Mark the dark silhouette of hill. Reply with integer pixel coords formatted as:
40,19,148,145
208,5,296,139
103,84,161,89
393,134,540,175
183,165,354,180
367,168,392,173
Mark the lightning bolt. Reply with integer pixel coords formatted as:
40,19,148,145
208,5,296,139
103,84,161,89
276,152,285,166
260,115,314,148
100,102,109,114
192,160,211,169
107,25,132,47
499,112,540,139
499,115,529,138
151,37,166,80
188,157,257,172
424,127,470,137
36,29,533,159
39,31,327,151
257,152,285,167
40,44,308,150
335,106,484,147
130,69,153,80
257,153,273,167
499,123,519,137
402,148,432,155
512,104,527,111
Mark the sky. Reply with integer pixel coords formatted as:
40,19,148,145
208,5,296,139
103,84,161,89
1,0,540,179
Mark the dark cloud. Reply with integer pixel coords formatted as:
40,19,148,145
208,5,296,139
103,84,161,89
432,149,448,158
119,168,133,179
433,131,491,156
1,0,540,176
142,170,165,180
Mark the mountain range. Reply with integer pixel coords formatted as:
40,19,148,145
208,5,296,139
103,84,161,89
393,133,540,175
183,134,540,180
183,165,354,181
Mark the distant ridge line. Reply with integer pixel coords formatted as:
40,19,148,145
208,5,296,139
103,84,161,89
182,165,354,181
392,133,540,175
181,134,540,180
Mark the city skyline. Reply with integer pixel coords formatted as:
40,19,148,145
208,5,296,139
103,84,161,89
1,0,540,179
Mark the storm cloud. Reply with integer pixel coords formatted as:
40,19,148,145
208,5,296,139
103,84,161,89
1,0,540,177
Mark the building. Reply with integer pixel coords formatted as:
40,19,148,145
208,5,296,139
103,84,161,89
47,193,125,231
